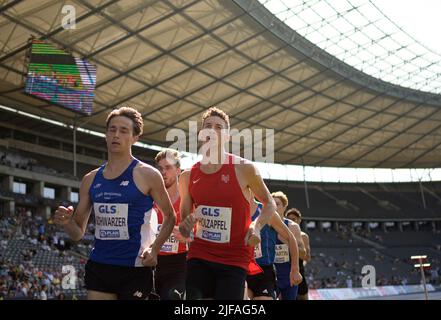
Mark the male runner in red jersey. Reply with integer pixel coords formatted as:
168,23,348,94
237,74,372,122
179,107,302,300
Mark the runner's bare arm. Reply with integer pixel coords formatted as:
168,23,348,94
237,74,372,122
288,222,307,260
277,221,307,259
54,170,95,241
269,214,302,286
302,232,311,263
243,163,276,229
269,213,300,271
147,167,176,254
178,170,196,238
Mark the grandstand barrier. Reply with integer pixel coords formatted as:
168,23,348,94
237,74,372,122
309,284,436,300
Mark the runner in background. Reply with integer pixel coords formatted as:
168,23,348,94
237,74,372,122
153,149,187,300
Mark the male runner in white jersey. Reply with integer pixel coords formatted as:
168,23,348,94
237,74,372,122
179,107,302,300
54,106,176,300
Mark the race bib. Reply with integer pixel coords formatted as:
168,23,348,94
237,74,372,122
194,205,232,243
254,243,262,259
94,203,129,240
156,224,179,253
274,244,289,264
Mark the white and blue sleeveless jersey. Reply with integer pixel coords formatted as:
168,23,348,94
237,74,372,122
89,158,157,267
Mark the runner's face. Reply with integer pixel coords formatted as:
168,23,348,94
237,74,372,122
106,116,138,153
200,116,229,146
157,158,180,189
273,197,287,217
287,214,300,225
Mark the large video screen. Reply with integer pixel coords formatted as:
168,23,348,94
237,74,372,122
24,39,96,116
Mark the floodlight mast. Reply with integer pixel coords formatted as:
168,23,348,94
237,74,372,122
411,255,430,300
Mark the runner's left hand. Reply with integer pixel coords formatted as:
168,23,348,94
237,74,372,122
141,246,158,267
290,269,303,287
173,226,192,243
245,221,261,246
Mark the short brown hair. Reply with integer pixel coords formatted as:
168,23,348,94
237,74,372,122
271,191,288,208
201,106,230,129
285,208,301,219
106,106,143,136
155,149,181,169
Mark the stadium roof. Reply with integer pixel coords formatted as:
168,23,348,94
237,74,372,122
1,0,441,168
261,0,441,94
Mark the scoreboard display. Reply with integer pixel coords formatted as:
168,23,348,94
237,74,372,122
25,39,96,116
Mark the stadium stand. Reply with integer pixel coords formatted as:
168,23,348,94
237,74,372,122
304,225,441,289
267,182,441,220
0,209,92,300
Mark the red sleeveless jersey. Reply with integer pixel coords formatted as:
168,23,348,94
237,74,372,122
188,154,252,271
154,196,187,256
